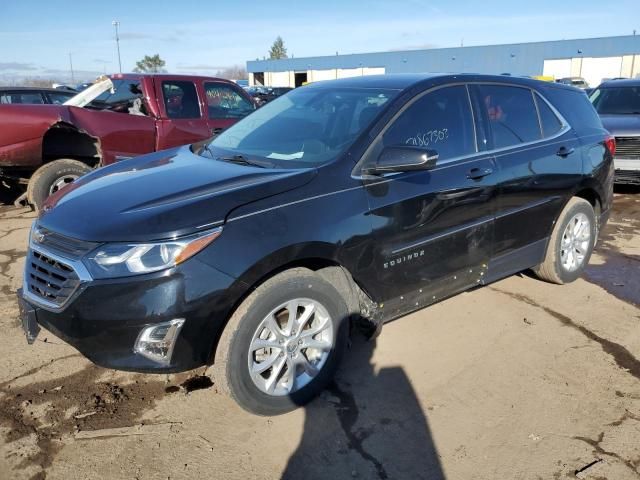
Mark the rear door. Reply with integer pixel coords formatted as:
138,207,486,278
203,81,255,137
362,84,498,315
474,83,582,280
155,78,210,150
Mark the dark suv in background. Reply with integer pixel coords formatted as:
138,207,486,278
590,78,640,184
18,74,613,415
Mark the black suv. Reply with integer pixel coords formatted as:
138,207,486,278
18,74,614,415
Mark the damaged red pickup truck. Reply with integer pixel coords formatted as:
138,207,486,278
0,73,255,208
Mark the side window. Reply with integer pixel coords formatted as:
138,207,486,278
48,92,74,105
478,85,541,148
382,85,476,161
535,94,563,138
1,92,45,104
204,83,254,119
88,80,146,114
162,81,200,119
18,93,45,104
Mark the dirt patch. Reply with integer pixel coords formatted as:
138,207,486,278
0,364,186,476
491,287,640,381
585,190,640,306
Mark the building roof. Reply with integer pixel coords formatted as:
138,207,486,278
247,35,640,77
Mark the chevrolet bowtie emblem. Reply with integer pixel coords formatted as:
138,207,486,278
33,228,46,244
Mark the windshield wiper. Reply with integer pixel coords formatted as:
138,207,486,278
216,154,265,168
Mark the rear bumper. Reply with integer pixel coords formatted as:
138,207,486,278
19,256,242,373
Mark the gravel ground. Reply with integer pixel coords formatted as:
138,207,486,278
0,190,638,480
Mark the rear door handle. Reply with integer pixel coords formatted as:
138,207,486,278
467,167,493,180
556,146,575,157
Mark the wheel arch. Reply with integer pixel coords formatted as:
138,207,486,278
208,246,378,365
41,122,102,167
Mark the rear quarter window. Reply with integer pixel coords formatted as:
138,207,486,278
534,93,563,138
542,87,603,137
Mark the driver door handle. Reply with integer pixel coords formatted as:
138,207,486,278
467,167,493,180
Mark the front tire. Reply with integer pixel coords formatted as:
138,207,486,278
213,268,349,415
533,197,596,284
27,159,92,210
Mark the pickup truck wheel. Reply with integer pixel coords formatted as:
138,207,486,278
213,268,349,415
27,159,92,210
532,197,596,285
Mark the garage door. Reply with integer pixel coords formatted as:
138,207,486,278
581,56,623,87
543,59,571,79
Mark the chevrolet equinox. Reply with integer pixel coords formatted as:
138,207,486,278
18,74,614,415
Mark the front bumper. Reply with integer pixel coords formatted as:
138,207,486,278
19,255,241,373
614,158,640,184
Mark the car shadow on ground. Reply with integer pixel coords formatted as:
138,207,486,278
283,334,445,480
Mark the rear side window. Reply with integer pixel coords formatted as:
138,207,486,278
477,85,540,148
162,81,201,119
383,85,476,161
544,87,603,136
204,83,254,119
535,94,563,138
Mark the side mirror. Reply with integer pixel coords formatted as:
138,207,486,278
363,145,439,175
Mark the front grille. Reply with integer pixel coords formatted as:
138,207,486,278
33,226,99,258
614,170,640,184
615,137,640,159
26,249,80,307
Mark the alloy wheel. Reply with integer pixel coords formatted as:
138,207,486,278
247,298,333,396
560,212,591,272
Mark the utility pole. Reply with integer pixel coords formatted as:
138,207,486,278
69,52,75,84
112,20,122,73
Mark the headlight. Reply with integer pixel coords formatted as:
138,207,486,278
83,227,222,279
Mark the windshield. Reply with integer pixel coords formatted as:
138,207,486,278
590,86,640,115
207,86,397,167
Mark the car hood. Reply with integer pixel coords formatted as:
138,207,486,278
600,114,640,137
39,146,317,242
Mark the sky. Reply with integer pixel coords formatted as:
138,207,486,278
1,0,638,84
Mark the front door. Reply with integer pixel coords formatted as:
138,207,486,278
155,78,210,150
361,85,498,319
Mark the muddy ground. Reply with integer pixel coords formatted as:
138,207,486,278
0,190,638,480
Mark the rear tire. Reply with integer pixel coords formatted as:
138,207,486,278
533,197,596,284
213,268,349,416
27,159,92,210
